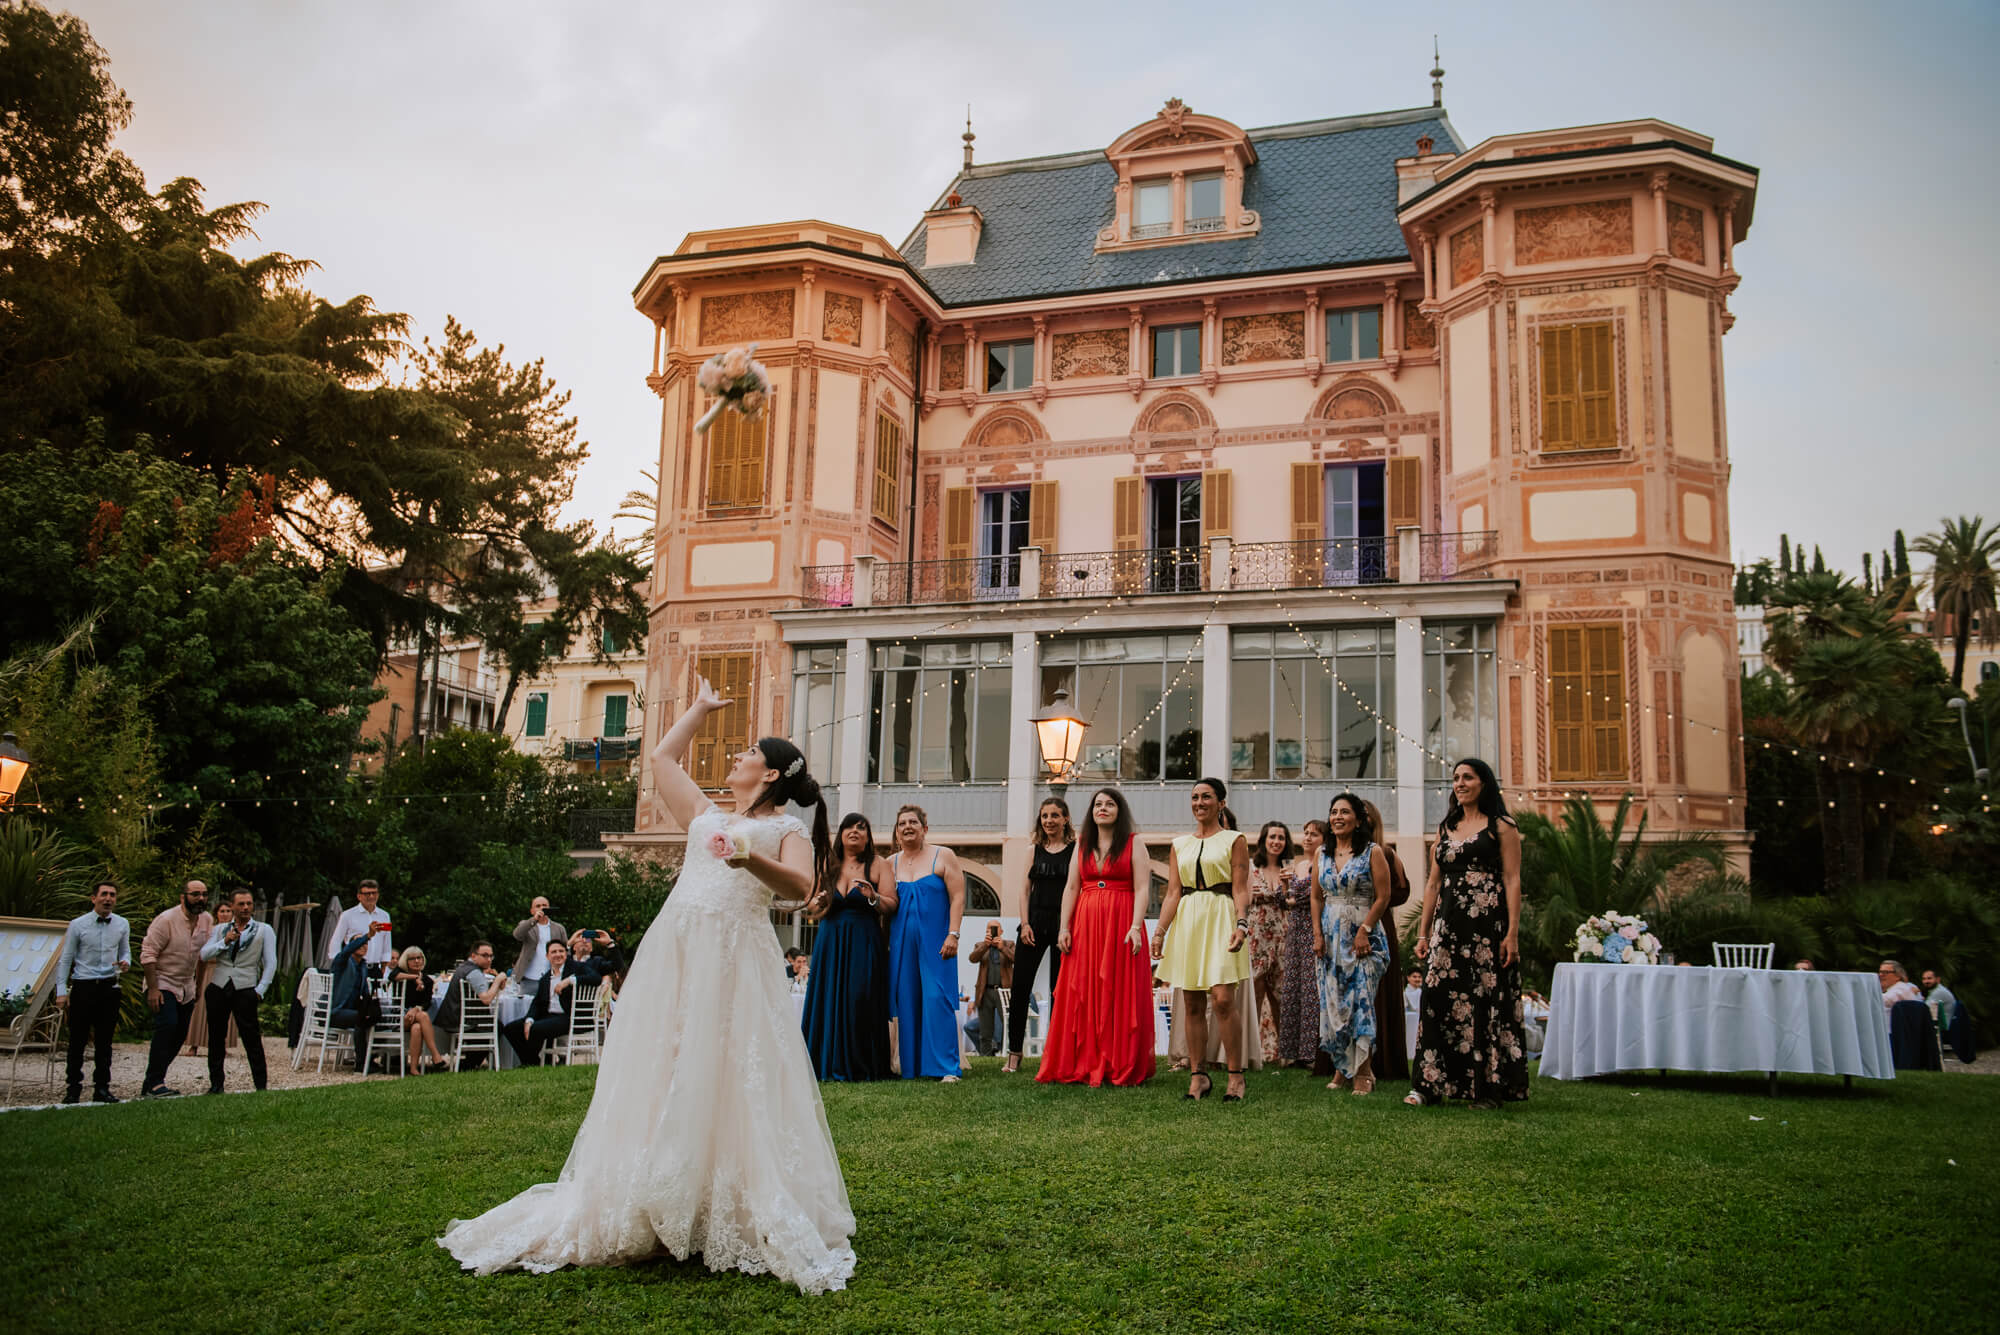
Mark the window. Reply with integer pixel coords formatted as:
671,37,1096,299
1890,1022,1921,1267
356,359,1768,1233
1539,322,1616,452
601,626,623,655
872,412,902,524
1547,624,1624,781
869,640,1012,783
1185,173,1223,232
1133,179,1172,239
1426,622,1499,779
1326,307,1382,363
978,488,1030,591
964,874,1002,913
1324,463,1387,583
1149,476,1204,592
984,340,1033,393
791,646,846,787
1231,626,1397,781
524,692,548,738
602,694,629,739
1151,324,1200,378
1040,634,1203,782
705,407,765,509
691,653,752,786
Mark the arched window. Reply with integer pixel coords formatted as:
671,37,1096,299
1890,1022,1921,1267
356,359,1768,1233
963,872,1002,913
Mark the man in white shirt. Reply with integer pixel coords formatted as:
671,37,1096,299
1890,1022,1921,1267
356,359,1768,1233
506,941,582,1066
510,897,567,987
198,888,279,1093
1878,959,1923,1010
56,882,132,1104
331,880,394,971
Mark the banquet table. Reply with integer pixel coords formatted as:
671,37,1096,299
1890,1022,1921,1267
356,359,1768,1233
1538,962,1895,1083
494,988,532,1070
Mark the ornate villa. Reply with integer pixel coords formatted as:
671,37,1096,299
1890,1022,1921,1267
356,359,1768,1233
616,92,1761,910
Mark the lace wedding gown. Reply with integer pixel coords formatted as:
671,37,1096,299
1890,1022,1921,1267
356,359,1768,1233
439,808,857,1294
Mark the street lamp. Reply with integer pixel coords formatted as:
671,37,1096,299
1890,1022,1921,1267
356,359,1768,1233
1946,698,1990,787
1029,687,1090,794
0,733,31,809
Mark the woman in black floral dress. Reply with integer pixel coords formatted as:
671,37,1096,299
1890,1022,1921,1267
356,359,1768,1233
1407,758,1527,1108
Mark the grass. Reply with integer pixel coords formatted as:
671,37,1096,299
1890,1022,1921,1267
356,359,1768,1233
10,1059,1995,1334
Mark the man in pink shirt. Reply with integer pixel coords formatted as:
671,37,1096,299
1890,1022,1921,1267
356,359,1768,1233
140,880,213,1097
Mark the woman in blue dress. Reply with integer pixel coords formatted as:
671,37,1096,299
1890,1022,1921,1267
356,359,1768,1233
800,813,896,1080
886,804,967,1081
1313,792,1392,1096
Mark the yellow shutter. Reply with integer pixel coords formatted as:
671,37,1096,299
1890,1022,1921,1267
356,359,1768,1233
1548,628,1585,781
872,413,903,525
1586,624,1625,777
1028,480,1059,552
1580,322,1616,448
1541,325,1576,451
1385,456,1422,532
943,486,975,561
1113,476,1143,552
691,653,753,787
1200,468,1232,539
1289,462,1323,542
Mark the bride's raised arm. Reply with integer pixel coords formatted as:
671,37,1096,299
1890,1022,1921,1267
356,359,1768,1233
651,676,731,830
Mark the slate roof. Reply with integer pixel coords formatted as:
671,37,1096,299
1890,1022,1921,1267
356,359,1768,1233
900,107,1461,307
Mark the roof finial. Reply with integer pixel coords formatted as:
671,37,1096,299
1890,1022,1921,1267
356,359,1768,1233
1430,37,1445,108
962,106,975,170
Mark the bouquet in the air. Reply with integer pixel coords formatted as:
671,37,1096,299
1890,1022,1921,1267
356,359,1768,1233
695,343,772,432
1573,911,1660,965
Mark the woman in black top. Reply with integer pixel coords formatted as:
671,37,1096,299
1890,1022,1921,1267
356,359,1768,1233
1003,798,1075,1073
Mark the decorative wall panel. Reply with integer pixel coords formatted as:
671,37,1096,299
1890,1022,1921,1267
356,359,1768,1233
1667,202,1706,264
1450,223,1484,286
1220,311,1303,364
940,343,966,388
822,292,862,346
1051,328,1129,379
699,289,794,345
885,319,915,378
1514,199,1635,266
1402,300,1436,352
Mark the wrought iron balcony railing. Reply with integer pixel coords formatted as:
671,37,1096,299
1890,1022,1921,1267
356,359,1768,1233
1230,537,1393,589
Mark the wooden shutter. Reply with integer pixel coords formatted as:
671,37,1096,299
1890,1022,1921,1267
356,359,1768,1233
602,694,628,739
1579,323,1615,448
1586,625,1625,778
1113,476,1143,551
1548,628,1585,781
872,413,902,525
691,654,752,787
1549,625,1625,781
707,409,764,509
1028,480,1059,551
1385,456,1422,531
1289,462,1323,542
1200,468,1232,539
1540,325,1577,451
524,693,547,738
942,485,975,600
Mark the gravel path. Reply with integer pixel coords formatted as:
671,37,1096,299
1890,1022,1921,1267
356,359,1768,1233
2,1039,433,1110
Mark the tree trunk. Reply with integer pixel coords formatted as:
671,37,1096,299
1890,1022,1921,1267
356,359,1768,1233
493,667,522,734
1951,623,1970,690
1834,765,1867,889
410,611,430,750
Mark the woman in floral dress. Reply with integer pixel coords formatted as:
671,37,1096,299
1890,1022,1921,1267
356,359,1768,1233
1407,757,1528,1109
1246,822,1291,1062
1313,795,1392,1095
1276,820,1325,1066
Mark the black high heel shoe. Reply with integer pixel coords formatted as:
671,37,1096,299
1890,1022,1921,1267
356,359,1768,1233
1223,1068,1246,1102
1183,1070,1213,1101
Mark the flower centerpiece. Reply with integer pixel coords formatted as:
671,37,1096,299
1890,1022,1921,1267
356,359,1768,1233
1573,912,1661,965
694,343,773,432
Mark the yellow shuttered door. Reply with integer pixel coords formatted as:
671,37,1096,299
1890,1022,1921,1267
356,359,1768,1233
691,653,753,787
1112,475,1144,593
1200,468,1232,540
942,485,975,599
1027,480,1058,597
1289,462,1323,542
1385,456,1422,531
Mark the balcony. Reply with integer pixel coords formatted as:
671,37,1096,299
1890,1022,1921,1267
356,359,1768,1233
798,530,1499,609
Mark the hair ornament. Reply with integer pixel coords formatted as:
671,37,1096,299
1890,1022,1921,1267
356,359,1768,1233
785,756,804,778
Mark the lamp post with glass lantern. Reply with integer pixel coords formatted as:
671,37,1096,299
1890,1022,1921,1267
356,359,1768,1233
1028,688,1090,799
0,733,31,809
1946,697,1990,787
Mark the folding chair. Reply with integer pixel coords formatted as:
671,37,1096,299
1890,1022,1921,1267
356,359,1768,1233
1,999,63,1103
362,983,408,1077
548,984,602,1066
294,971,352,1073
454,996,501,1072
1712,942,1774,969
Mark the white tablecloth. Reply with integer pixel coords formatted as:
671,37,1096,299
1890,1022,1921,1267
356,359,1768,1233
494,990,532,1070
1538,962,1895,1081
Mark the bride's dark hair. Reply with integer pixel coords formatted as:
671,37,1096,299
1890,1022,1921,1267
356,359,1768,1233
749,736,836,894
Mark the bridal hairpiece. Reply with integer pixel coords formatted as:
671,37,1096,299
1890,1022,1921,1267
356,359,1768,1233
785,756,804,778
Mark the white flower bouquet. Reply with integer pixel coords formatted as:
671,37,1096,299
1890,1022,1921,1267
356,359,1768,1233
694,343,773,432
1574,911,1660,965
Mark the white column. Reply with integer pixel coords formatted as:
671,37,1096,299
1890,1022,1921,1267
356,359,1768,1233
1005,630,1038,840
1394,616,1427,865
838,636,869,818
1201,625,1231,780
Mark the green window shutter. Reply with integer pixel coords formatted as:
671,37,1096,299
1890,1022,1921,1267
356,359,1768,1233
603,694,628,738
601,626,622,654
524,693,548,737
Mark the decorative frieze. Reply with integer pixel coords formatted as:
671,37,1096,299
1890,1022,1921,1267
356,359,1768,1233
940,343,966,388
822,293,862,346
1449,222,1483,287
1220,311,1303,364
1667,202,1706,264
1051,328,1129,379
884,319,915,379
1515,199,1635,266
699,289,794,345
1401,300,1437,352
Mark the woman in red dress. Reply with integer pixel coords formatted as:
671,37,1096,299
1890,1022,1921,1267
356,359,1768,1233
1037,788,1156,1087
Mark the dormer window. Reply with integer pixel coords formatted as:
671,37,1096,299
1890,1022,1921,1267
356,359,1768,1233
1097,99,1261,253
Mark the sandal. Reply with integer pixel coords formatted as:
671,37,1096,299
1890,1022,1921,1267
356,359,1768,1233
1223,1068,1246,1103
1002,1057,1021,1074
1183,1070,1213,1101
1351,1071,1375,1096
1403,1091,1427,1107
1325,1072,1347,1092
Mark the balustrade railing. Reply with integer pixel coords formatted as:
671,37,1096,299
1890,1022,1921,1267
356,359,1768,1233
872,555,1024,605
1039,546,1209,599
1230,537,1393,590
800,564,853,609
1420,530,1498,582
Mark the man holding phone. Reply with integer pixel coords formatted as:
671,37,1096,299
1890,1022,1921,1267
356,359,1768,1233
511,897,567,989
963,921,1014,1057
331,880,394,973
568,929,628,990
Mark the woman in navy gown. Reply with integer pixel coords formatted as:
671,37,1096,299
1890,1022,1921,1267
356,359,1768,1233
800,813,896,1080
886,804,967,1081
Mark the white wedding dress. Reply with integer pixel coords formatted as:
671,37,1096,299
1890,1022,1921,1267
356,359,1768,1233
439,807,857,1294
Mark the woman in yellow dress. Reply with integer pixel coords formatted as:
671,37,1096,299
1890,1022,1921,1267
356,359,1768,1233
1151,776,1253,1102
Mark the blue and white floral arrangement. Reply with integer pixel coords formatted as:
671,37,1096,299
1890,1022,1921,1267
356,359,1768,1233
1574,911,1661,964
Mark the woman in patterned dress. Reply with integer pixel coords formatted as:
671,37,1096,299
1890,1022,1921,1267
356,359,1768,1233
1246,822,1292,1062
1406,757,1528,1109
1313,794,1392,1095
1275,820,1325,1067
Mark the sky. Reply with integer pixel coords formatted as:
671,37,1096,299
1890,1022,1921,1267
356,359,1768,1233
70,0,2000,573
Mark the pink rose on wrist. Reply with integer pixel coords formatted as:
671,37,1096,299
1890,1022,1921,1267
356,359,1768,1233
705,831,734,861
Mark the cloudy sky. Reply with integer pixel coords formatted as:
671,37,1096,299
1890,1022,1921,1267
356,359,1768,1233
74,0,1998,572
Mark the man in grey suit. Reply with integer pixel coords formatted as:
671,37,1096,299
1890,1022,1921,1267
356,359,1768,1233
511,897,567,989
197,889,278,1093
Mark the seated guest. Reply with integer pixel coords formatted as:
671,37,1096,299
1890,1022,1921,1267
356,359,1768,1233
1793,959,1815,971
567,929,629,991
784,947,805,982
506,940,584,1066
434,941,509,1069
390,946,446,1073
326,933,378,1066
1878,959,1923,1009
1922,969,1956,1030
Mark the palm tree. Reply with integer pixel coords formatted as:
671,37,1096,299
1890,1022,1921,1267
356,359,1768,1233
1914,515,2000,689
1786,633,1927,890
1517,793,1725,968
1762,570,1884,675
613,468,659,571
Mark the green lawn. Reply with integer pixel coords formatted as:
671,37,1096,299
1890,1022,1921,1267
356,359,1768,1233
9,1060,1993,1334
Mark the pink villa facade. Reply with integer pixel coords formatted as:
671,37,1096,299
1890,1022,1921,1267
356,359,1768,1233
617,100,1759,910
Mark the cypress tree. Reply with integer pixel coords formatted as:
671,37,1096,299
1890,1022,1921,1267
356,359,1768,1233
1779,533,1792,574
1862,552,1874,592
1894,529,1910,579
1812,545,1827,575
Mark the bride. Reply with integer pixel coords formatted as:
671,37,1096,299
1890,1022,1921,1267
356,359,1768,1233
439,678,857,1293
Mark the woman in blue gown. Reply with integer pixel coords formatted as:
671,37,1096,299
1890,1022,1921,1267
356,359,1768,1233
885,803,967,1081
800,813,896,1081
